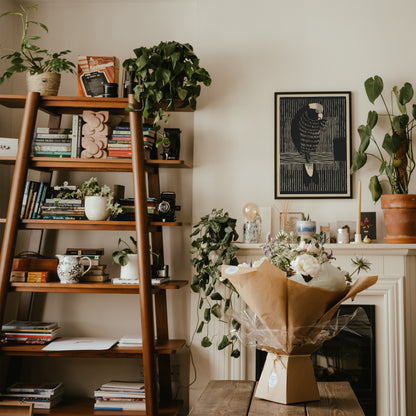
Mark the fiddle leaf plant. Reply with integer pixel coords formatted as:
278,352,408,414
351,75,416,202
190,208,241,358
123,41,212,147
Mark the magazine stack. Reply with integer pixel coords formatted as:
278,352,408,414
1,320,60,344
94,380,145,411
0,382,64,409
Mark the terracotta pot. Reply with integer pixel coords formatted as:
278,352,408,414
26,72,61,96
381,194,416,243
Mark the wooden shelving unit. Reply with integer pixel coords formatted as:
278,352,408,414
0,93,191,416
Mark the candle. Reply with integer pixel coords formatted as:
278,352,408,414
356,180,361,235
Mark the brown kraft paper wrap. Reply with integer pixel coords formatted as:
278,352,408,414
223,260,378,404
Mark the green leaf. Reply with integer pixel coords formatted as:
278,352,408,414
369,175,383,202
124,103,136,112
357,125,371,152
201,336,212,348
204,308,211,322
351,150,367,173
177,87,187,101
218,335,230,350
197,321,204,333
231,349,241,358
210,292,223,301
399,82,414,106
382,132,401,155
365,75,383,104
211,304,221,318
367,111,378,129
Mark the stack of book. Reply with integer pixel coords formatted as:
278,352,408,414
117,197,157,221
0,382,64,409
94,381,145,411
1,321,61,345
20,180,49,219
108,126,132,158
117,336,143,348
65,248,108,282
33,127,72,158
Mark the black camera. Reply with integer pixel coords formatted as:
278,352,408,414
158,192,181,222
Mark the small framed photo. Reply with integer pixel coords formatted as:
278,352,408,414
279,211,304,233
275,92,352,199
361,212,376,240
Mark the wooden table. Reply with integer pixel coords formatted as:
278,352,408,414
189,380,365,415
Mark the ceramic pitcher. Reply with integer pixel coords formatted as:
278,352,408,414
56,254,92,284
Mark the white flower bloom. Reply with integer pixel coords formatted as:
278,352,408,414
253,256,268,268
307,262,347,291
291,254,321,278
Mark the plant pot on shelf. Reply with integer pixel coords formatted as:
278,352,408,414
296,220,316,240
26,72,61,96
381,194,416,243
84,196,110,221
120,254,138,280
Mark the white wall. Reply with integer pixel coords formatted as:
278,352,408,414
2,0,416,411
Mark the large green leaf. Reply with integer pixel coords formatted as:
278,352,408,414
382,132,401,155
201,336,212,348
351,150,367,173
367,111,378,129
218,335,230,350
365,76,383,104
369,175,383,202
399,82,414,106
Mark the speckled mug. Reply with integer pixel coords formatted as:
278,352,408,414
56,255,92,284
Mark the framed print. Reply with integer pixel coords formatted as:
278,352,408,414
275,92,352,198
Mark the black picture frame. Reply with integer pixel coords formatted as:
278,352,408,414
275,92,352,199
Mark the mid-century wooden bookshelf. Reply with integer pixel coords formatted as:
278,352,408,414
0,93,191,416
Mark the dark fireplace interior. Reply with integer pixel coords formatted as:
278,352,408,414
255,304,376,415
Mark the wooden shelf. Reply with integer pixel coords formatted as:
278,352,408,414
24,397,183,415
0,339,186,357
17,219,182,230
0,157,193,171
9,280,188,293
0,94,194,116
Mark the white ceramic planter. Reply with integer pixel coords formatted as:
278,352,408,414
84,196,110,221
296,220,316,239
120,254,138,280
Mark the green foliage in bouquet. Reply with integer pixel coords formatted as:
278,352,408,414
0,4,75,83
190,208,241,358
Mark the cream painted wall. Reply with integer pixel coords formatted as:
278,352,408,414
2,0,416,412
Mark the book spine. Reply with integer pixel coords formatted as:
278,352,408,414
20,180,31,219
35,127,72,134
34,133,71,139
33,182,48,219
71,115,79,158
34,138,72,144
34,151,71,156
24,181,36,219
27,182,40,220
35,145,72,152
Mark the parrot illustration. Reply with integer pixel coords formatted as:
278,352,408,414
291,103,327,181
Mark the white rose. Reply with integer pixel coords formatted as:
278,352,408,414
291,254,321,278
252,256,268,268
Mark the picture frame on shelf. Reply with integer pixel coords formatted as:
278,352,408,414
279,211,304,233
274,92,352,199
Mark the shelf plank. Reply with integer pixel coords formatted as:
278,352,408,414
0,157,193,171
28,397,183,415
0,94,194,116
9,280,188,293
0,339,186,357
18,220,182,230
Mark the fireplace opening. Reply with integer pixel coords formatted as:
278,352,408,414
255,304,376,415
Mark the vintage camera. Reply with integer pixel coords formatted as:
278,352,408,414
157,192,181,222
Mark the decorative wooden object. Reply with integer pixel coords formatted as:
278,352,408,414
81,110,109,158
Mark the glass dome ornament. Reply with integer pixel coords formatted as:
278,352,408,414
242,202,261,243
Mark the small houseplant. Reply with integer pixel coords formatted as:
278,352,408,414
190,208,241,357
112,236,138,280
123,41,212,148
0,4,75,95
351,75,416,242
60,177,122,221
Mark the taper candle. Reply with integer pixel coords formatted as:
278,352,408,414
356,180,361,235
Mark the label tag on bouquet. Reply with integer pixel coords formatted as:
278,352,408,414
269,372,278,388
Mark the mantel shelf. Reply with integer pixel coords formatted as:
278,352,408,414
0,339,186,357
0,157,193,171
9,280,188,293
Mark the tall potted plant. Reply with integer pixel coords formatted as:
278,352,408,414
123,41,211,148
0,4,75,95
351,75,416,242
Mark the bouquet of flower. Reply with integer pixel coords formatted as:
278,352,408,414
222,232,377,404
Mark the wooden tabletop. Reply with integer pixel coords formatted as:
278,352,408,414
189,380,364,416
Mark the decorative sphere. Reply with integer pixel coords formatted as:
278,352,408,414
243,202,259,222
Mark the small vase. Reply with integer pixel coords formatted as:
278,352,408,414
84,196,110,221
26,72,61,96
296,220,316,239
120,254,138,280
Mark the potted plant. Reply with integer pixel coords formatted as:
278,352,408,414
295,213,316,240
0,4,75,95
190,208,241,358
351,75,416,242
112,236,138,280
123,41,212,148
60,177,122,221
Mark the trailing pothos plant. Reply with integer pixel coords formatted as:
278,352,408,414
190,209,241,358
123,41,211,147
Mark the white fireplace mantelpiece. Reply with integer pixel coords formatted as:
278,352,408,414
232,243,416,416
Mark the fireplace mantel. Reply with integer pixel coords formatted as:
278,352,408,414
228,243,416,416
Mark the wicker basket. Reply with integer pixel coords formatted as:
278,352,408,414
26,72,61,96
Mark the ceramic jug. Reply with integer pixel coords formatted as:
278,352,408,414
56,254,92,283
